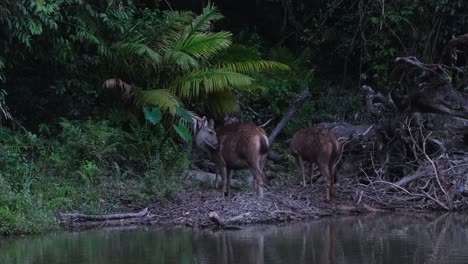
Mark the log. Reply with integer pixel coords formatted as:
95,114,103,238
59,208,149,222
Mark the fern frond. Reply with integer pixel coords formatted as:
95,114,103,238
284,101,315,136
136,89,181,113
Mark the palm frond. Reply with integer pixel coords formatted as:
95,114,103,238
217,60,290,74
183,3,223,35
163,50,199,70
171,69,254,98
206,90,239,116
174,31,232,60
111,41,162,66
136,89,181,113
162,10,195,45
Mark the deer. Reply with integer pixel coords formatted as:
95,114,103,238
290,126,341,202
196,116,269,198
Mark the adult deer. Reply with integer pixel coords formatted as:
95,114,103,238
196,116,269,198
290,126,341,202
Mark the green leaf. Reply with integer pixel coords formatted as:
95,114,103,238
173,123,191,142
143,107,162,125
176,105,193,123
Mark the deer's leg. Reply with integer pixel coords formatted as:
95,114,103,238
308,162,315,185
317,163,332,202
249,166,264,198
294,155,306,187
220,166,228,197
214,168,219,188
331,159,338,184
226,169,232,197
259,155,267,186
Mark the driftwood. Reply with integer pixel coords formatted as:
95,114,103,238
59,207,149,222
208,211,248,230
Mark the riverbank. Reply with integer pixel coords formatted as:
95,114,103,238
59,176,411,231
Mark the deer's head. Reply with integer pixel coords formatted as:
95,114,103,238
196,116,219,153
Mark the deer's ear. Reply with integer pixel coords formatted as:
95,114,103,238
209,119,215,129
202,116,208,126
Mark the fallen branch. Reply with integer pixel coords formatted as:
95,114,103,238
60,208,149,222
208,211,245,230
394,168,427,187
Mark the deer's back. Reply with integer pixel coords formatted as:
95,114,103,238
217,123,268,169
291,126,339,162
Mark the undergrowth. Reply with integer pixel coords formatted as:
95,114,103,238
0,120,191,235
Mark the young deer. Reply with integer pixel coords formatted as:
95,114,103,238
290,126,341,202
196,117,269,198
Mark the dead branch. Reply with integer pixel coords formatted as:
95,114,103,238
268,88,311,145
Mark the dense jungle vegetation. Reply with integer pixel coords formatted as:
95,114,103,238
0,0,467,235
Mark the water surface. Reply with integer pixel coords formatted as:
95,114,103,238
2,213,468,264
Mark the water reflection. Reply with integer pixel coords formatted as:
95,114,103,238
1,213,468,264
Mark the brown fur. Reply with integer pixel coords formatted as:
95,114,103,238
290,126,341,202
197,118,269,198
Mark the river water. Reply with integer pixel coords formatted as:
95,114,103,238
1,213,468,264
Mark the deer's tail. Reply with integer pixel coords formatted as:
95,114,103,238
259,135,269,155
